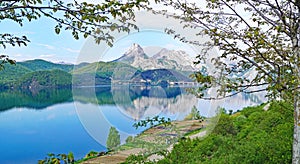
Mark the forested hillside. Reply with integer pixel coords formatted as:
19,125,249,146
158,101,293,163
12,69,72,89
18,59,73,72
0,59,192,89
125,101,293,164
0,59,73,87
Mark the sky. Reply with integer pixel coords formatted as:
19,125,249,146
98,30,198,62
0,16,84,63
0,1,202,64
0,16,197,64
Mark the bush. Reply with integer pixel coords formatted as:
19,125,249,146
155,101,293,164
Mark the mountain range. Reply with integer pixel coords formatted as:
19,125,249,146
115,43,196,71
0,44,197,89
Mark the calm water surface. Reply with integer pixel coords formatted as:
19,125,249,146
0,86,263,163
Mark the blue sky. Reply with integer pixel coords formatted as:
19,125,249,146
0,16,84,63
100,30,198,62
0,8,199,64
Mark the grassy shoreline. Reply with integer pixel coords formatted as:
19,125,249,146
78,119,205,163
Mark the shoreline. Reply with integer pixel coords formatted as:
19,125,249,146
79,119,206,164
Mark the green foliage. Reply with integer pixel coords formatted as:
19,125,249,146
133,116,171,129
240,104,264,117
0,63,32,85
106,127,121,151
153,101,293,164
184,128,204,137
123,154,152,164
0,55,16,70
150,1,300,160
0,59,192,88
72,61,139,86
184,105,204,121
0,59,72,86
132,69,192,85
19,59,73,72
38,152,74,164
84,151,98,158
157,0,300,105
13,69,72,88
67,152,74,164
212,113,237,136
0,0,151,68
125,136,134,143
73,62,131,78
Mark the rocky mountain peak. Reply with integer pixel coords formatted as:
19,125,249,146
124,43,145,57
116,43,197,71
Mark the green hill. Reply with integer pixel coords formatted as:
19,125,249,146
18,59,73,72
0,63,32,85
0,59,193,88
12,69,72,89
73,61,140,79
0,59,74,87
131,69,192,86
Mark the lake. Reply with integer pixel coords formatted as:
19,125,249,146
0,86,264,163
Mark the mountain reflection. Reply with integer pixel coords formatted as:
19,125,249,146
0,86,195,116
0,89,72,111
111,86,197,120
1,86,265,118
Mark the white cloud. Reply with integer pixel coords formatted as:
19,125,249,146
6,53,34,62
37,43,55,50
39,54,56,58
64,47,80,53
12,53,22,57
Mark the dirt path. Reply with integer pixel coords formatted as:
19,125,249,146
82,120,206,164
82,148,145,164
189,130,207,139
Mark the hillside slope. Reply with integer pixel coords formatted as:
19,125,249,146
12,69,72,89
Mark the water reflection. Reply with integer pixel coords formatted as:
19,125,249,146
111,86,198,120
0,89,72,111
0,86,265,117
0,86,264,163
73,86,199,148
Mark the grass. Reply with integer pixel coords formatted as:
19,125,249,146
77,119,205,163
184,127,205,137
75,156,97,164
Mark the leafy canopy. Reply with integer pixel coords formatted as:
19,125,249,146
0,0,150,67
106,127,121,150
145,1,300,162
150,0,300,101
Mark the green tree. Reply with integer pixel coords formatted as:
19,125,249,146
212,113,237,136
38,152,74,164
0,0,149,68
150,0,300,162
106,126,121,150
125,136,134,143
155,102,293,164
